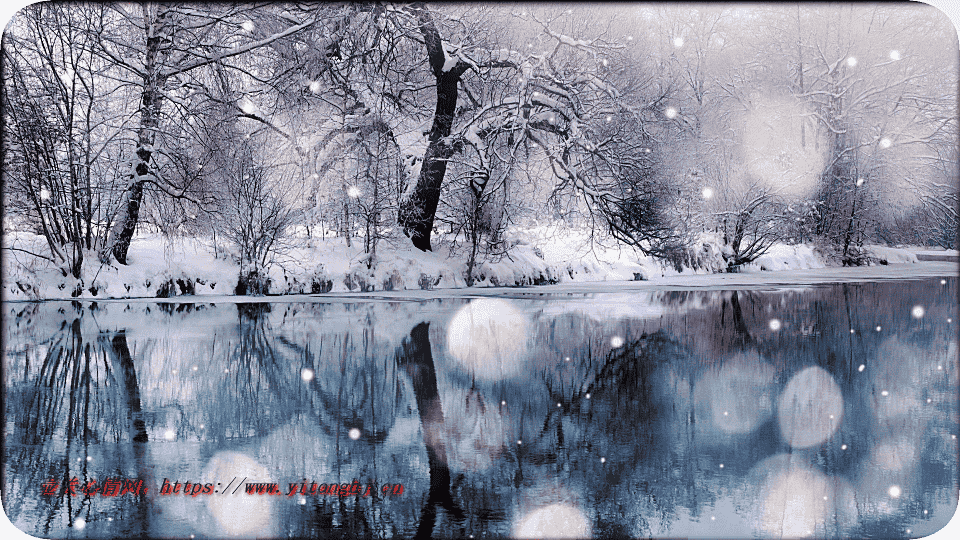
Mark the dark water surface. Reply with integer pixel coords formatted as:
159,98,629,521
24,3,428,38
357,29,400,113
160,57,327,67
3,277,958,538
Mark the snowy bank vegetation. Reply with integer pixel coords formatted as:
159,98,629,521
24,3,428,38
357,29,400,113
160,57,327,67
7,227,942,301
2,3,956,300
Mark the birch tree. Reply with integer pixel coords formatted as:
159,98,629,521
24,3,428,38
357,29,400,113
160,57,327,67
94,2,319,264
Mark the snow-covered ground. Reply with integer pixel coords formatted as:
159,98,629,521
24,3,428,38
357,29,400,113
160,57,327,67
1,228,951,301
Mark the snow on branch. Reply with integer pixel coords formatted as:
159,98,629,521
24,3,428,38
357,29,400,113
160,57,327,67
162,13,319,78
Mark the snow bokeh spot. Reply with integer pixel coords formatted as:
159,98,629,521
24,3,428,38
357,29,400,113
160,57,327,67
203,452,275,537
512,504,590,539
447,299,529,381
778,366,843,448
741,96,829,199
694,353,777,435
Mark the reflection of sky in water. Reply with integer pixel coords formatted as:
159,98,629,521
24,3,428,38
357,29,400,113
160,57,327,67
2,278,957,538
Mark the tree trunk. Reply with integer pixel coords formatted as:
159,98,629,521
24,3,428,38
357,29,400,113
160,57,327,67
397,4,470,251
107,7,169,264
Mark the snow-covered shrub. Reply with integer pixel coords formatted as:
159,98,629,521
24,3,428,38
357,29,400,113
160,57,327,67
236,269,271,296
418,273,440,290
658,235,726,274
381,270,404,291
278,264,333,294
156,277,196,298
343,271,375,292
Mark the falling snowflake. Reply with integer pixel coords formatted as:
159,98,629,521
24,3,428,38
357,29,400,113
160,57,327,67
889,50,901,61
673,37,684,48
846,57,857,67
880,138,892,148
665,107,678,119
911,305,925,319
610,336,624,348
702,187,715,200
301,368,314,382
769,319,781,331
347,186,361,198
242,20,255,32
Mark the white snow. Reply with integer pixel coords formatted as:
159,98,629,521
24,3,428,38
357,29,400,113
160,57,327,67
864,245,920,264
441,42,459,72
1,227,951,301
744,244,825,272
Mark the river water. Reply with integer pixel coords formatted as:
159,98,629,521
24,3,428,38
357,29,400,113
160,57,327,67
3,273,958,538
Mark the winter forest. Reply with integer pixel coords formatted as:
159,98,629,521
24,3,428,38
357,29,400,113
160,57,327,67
2,2,958,299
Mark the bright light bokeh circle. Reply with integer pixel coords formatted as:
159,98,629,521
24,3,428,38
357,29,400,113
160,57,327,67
447,299,529,381
203,452,275,537
695,353,777,435
740,97,828,199
778,366,844,448
751,456,858,538
512,504,590,538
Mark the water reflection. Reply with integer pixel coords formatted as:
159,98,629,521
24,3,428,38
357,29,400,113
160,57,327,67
693,351,776,436
778,366,844,448
749,454,859,538
3,277,958,538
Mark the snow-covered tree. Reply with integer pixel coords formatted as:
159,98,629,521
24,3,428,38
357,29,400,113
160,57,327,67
92,2,320,264
2,3,131,284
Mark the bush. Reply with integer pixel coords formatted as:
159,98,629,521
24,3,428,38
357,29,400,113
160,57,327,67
235,270,271,296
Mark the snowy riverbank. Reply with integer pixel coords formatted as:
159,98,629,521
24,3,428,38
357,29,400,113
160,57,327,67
1,228,952,301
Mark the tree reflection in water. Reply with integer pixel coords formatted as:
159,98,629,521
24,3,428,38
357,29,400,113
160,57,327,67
395,322,465,538
2,277,957,538
4,304,152,536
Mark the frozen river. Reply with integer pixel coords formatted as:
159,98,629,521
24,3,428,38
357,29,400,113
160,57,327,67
3,264,958,538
